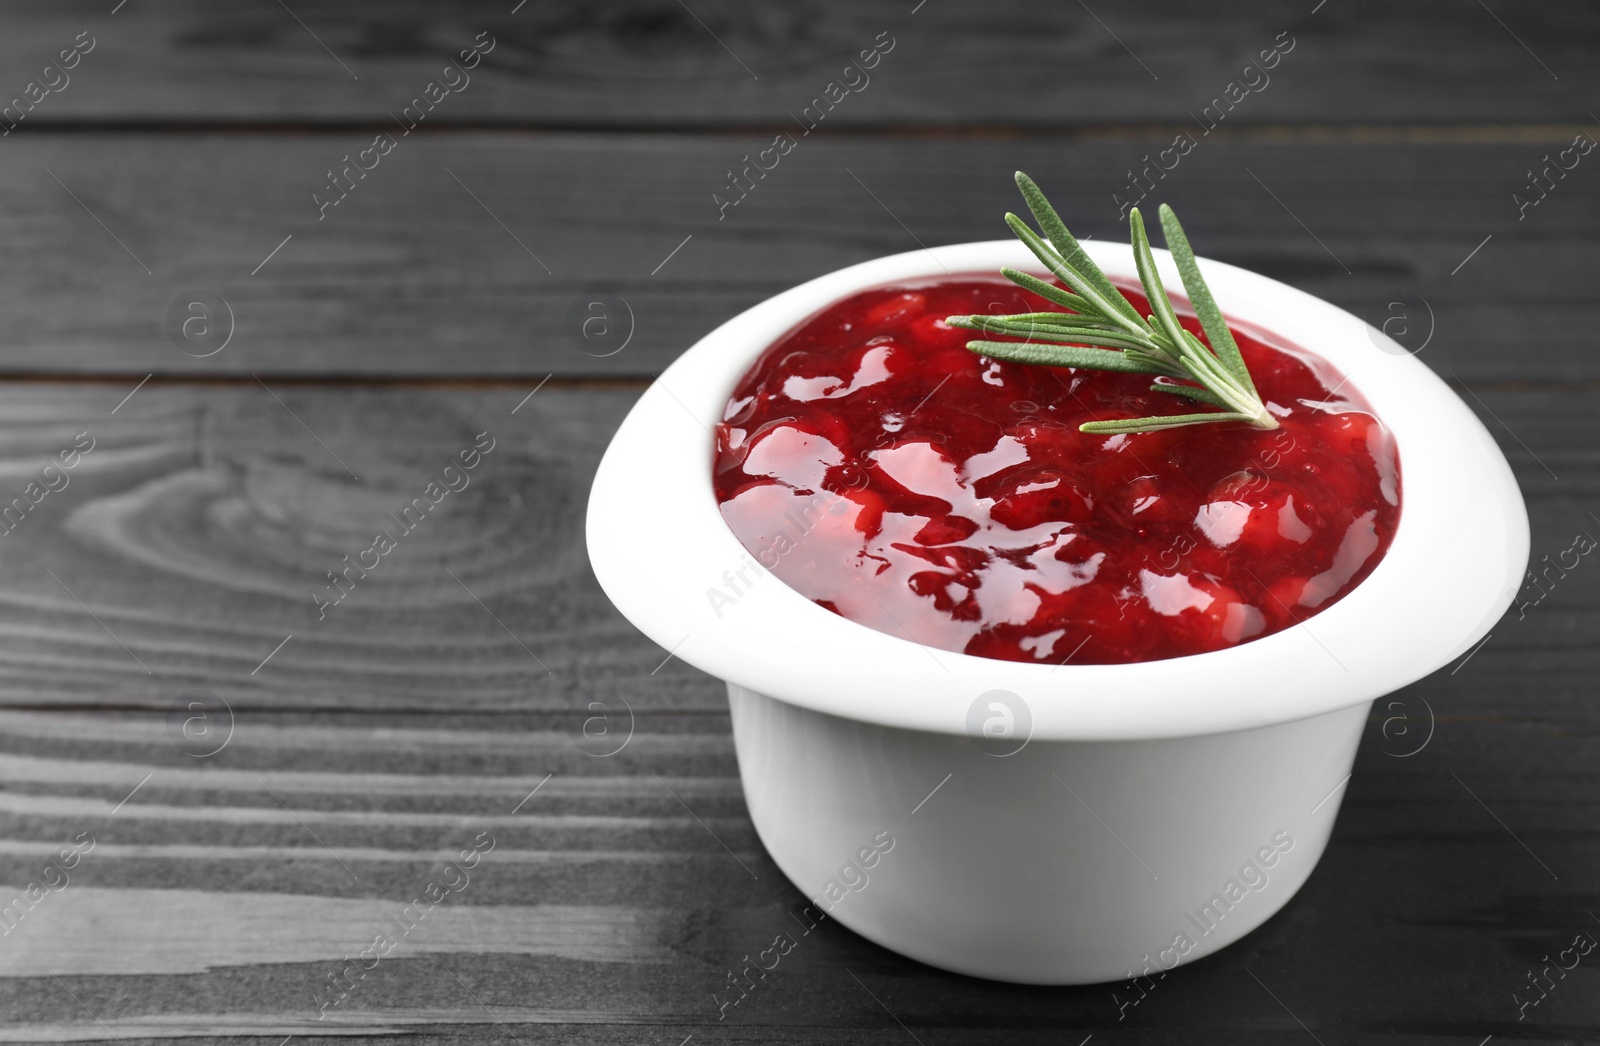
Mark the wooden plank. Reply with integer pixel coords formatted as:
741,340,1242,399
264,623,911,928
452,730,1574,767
0,0,1591,127
1,133,1597,380
0,384,718,712
0,382,1590,716
0,387,1592,1040
0,694,1594,1041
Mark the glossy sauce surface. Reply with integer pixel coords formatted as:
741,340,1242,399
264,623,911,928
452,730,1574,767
712,275,1401,665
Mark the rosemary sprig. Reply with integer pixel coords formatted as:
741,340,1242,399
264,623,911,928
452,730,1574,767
946,172,1277,434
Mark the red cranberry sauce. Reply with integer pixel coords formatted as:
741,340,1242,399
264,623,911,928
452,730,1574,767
712,275,1401,665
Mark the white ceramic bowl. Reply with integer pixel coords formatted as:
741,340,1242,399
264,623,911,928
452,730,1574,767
586,240,1528,984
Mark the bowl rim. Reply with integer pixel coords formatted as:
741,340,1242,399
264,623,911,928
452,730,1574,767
586,239,1529,741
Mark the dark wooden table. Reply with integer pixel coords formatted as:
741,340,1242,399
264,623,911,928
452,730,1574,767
1,2,1596,1042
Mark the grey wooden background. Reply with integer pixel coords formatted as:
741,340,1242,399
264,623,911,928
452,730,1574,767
1,1,1596,1042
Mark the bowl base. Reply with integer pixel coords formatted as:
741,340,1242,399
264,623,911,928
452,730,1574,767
728,682,1368,985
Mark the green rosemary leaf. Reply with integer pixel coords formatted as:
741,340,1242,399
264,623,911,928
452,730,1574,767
1026,325,1161,348
994,312,1126,329
999,269,1099,316
1129,209,1192,359
1178,328,1220,360
1159,204,1255,395
964,340,1165,372
1149,380,1229,409
1004,214,1145,335
1176,348,1253,408
1139,315,1181,356
1080,411,1257,434
1014,171,1146,329
949,316,1157,351
960,172,1278,433
1122,348,1185,374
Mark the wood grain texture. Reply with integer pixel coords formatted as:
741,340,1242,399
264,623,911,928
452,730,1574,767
4,2,1600,1039
0,696,1594,1042
2,133,1599,380
0,383,1590,717
0,384,683,712
0,387,1591,1042
0,0,1594,127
